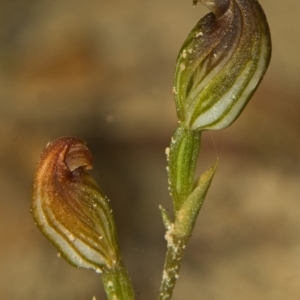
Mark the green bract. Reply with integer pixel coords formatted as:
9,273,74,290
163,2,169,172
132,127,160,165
174,0,271,131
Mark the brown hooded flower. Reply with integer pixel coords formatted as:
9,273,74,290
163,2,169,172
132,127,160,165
32,137,120,272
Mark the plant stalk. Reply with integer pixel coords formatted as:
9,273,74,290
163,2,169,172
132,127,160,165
158,225,189,300
101,261,135,300
158,125,201,300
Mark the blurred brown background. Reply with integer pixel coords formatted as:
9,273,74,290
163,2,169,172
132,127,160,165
1,0,300,299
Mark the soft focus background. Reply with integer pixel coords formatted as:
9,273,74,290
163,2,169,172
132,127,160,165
1,1,300,299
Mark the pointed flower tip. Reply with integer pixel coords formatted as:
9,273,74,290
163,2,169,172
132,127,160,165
32,137,120,272
175,0,271,131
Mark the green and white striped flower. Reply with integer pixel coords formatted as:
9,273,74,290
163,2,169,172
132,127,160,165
32,137,120,273
174,0,271,131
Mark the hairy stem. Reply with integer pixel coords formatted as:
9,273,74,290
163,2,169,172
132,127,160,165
158,126,200,300
159,125,217,299
158,229,187,300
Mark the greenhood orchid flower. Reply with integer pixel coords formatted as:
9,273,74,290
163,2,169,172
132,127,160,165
174,0,271,131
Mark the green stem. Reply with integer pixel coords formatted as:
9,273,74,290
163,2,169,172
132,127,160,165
158,125,201,300
158,226,188,300
101,261,135,300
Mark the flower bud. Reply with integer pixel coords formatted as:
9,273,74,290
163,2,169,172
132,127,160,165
32,137,120,272
174,0,271,131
